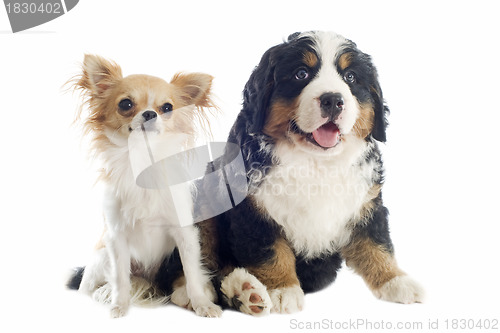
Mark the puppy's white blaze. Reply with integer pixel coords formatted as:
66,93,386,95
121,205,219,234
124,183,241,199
296,32,360,134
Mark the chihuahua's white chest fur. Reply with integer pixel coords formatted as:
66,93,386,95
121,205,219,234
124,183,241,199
102,144,186,276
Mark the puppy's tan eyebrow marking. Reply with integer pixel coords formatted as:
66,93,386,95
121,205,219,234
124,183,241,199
303,51,318,68
338,52,353,70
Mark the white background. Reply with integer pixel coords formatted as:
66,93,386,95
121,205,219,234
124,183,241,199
1,0,499,332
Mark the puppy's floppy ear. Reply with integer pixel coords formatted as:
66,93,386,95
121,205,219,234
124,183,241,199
287,32,301,41
170,72,214,107
78,54,122,97
369,71,389,143
243,46,277,134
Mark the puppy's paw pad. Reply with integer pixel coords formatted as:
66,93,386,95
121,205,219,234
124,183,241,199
220,268,272,316
374,275,425,304
269,285,304,314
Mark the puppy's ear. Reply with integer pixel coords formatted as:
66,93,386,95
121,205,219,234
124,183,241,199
171,72,214,107
242,46,277,133
287,32,301,41
370,71,389,143
78,54,122,97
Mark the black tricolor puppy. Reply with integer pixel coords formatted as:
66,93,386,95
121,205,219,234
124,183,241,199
158,31,424,316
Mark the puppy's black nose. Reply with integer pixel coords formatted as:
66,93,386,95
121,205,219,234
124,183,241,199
142,110,157,122
320,92,344,120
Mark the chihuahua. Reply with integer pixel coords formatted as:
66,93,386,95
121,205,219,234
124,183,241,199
71,54,221,318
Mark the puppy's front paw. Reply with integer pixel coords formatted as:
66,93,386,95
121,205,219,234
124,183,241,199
220,268,272,316
374,275,425,304
269,284,304,314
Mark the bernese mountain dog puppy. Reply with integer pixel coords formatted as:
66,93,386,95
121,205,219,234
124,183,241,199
156,30,424,316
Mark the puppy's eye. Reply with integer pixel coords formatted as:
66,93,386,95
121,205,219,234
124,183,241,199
118,99,133,111
294,68,309,80
344,71,356,83
161,103,173,113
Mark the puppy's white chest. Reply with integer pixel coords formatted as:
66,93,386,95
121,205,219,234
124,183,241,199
254,147,375,258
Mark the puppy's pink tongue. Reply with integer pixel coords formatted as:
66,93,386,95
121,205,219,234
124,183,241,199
312,122,340,148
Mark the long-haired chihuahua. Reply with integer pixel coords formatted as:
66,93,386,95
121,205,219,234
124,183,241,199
68,54,221,318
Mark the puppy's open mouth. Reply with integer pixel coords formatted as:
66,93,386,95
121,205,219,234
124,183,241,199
291,121,341,149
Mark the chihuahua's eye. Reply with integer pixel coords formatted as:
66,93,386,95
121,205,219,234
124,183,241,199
161,103,173,113
118,99,133,111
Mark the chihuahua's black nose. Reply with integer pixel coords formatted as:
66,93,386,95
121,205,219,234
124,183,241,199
142,111,158,122
320,92,344,120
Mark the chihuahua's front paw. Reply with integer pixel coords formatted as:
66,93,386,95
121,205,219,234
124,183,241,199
192,301,223,318
110,303,129,318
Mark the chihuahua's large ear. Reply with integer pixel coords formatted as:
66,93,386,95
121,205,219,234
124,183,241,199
170,72,214,107
78,54,122,97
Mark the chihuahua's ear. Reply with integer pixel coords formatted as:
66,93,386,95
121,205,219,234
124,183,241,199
79,54,122,97
170,72,214,107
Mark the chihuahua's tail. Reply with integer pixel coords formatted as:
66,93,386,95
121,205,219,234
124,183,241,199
67,266,85,290
66,266,169,307
91,277,170,307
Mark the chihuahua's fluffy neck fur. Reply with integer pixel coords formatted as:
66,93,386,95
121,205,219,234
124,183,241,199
73,54,221,318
